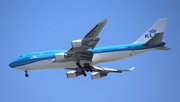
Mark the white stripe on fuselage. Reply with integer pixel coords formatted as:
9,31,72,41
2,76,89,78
14,48,153,70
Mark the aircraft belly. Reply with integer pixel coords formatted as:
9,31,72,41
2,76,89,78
92,49,153,63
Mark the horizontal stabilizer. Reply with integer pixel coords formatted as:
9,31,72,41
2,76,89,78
143,32,164,46
156,46,170,50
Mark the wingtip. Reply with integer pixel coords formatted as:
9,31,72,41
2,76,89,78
159,18,168,21
129,66,135,71
102,17,110,22
105,17,110,20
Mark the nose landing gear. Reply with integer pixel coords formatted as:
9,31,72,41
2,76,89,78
25,70,29,77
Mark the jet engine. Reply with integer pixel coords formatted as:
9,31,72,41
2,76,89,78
71,38,100,48
66,71,82,78
91,72,107,80
55,52,72,61
71,39,84,48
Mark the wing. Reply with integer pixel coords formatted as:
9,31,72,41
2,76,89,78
65,66,135,79
54,17,109,63
84,17,109,39
92,65,135,73
66,66,135,72
90,66,135,79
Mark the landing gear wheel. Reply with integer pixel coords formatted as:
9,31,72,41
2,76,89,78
84,63,93,72
76,60,87,77
24,70,29,77
25,73,29,77
81,69,87,77
82,72,87,77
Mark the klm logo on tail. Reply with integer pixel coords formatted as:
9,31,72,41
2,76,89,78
145,29,157,38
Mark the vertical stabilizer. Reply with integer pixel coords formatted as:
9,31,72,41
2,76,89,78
134,18,168,43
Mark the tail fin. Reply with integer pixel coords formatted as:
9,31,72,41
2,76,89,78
134,18,168,43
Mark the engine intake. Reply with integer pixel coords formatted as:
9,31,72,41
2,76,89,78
55,52,72,61
71,38,100,48
71,39,83,48
91,72,107,80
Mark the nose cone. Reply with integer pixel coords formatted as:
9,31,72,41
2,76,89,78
9,62,15,68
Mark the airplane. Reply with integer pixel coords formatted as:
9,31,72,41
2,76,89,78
9,17,170,80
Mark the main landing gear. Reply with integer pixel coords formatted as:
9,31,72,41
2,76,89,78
84,63,93,72
76,60,87,77
25,70,29,77
81,69,87,77
76,60,93,77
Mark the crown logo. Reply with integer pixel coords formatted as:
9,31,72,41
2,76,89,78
31,55,37,59
149,29,156,33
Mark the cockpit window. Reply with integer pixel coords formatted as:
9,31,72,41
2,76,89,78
19,55,23,57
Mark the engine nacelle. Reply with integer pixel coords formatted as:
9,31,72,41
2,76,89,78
91,72,107,80
55,52,72,61
71,39,83,48
71,38,100,48
66,71,82,78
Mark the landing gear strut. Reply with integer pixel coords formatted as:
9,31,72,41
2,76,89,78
76,60,87,77
81,69,87,76
25,70,29,77
84,63,93,72
76,60,82,68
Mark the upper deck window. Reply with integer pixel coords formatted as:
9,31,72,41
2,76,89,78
19,55,23,58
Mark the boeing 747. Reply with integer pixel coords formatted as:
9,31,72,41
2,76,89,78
9,17,169,79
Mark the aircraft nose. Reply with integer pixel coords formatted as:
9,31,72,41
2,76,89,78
9,62,15,68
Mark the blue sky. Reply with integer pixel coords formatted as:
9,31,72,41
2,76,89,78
1,0,180,102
